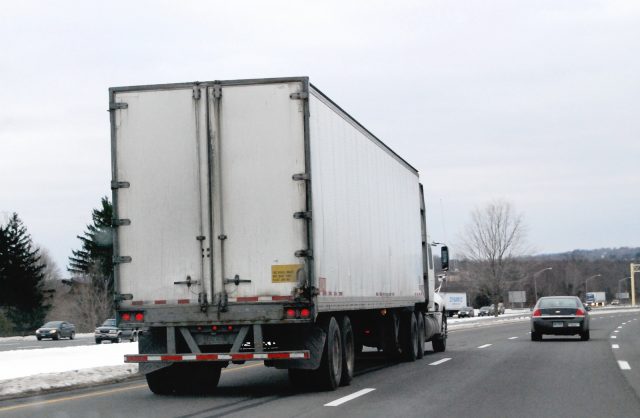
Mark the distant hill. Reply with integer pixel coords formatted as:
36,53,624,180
533,247,640,262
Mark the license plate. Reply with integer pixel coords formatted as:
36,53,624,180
553,322,564,328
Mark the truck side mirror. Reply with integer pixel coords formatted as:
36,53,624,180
441,246,449,271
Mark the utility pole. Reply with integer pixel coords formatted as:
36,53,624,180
631,264,640,307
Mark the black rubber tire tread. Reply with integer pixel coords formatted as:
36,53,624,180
383,311,401,360
400,310,419,362
70,332,75,340
581,330,590,341
415,312,425,359
311,316,342,391
146,367,177,395
339,315,355,386
531,331,542,341
432,312,447,353
288,368,313,390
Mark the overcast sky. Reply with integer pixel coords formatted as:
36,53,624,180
1,0,639,274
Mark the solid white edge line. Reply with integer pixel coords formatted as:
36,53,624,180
325,388,376,407
618,361,631,370
612,344,620,349
478,344,492,349
429,358,452,366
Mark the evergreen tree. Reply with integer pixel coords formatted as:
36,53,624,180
0,213,48,333
68,197,114,291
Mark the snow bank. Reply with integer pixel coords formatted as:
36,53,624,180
0,341,140,399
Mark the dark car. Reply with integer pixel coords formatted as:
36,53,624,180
95,318,138,344
478,306,496,317
458,306,475,318
530,296,590,341
35,321,75,340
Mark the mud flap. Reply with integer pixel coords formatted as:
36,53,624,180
268,326,326,370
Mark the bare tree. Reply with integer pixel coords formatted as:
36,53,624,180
460,199,529,315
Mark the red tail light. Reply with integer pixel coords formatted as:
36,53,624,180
212,325,218,331
575,309,585,317
134,312,144,321
532,309,542,317
286,309,296,318
121,313,131,321
300,308,311,318
227,325,233,331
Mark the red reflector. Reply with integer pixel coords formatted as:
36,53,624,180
300,308,311,318
532,309,542,317
286,309,296,318
212,325,218,331
125,355,147,362
121,313,131,321
134,312,144,321
227,325,233,331
196,326,203,331
364,329,371,335
575,309,585,316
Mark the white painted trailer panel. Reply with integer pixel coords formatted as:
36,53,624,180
111,78,426,311
208,82,307,299
113,88,211,303
308,91,424,311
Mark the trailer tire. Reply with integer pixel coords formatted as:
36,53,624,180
146,367,177,395
383,311,401,360
175,363,222,395
415,312,425,359
339,315,355,386
432,312,447,353
288,368,313,389
312,316,342,390
400,310,419,362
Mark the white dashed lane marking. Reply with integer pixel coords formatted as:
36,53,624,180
611,336,617,339
612,344,620,349
325,388,376,407
508,337,518,340
478,344,492,349
618,361,631,370
429,358,451,366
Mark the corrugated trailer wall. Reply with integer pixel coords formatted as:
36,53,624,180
308,88,424,312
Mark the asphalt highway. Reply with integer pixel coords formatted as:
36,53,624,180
1,310,640,418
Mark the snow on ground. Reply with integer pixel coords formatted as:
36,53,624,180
0,341,139,399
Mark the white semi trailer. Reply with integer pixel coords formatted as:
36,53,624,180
109,77,448,394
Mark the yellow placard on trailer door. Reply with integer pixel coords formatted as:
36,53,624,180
272,264,302,283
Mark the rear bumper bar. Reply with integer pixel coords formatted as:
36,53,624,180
125,351,310,363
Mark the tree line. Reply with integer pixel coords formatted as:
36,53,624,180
0,197,113,335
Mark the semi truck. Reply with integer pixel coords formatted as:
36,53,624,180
441,292,468,317
109,77,448,394
585,292,606,307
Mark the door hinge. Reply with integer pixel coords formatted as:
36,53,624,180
213,85,222,99
113,256,132,264
293,211,312,220
112,218,131,227
295,249,313,258
114,293,133,301
108,102,128,111
193,85,201,100
111,181,130,190
290,92,308,100
292,173,310,181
